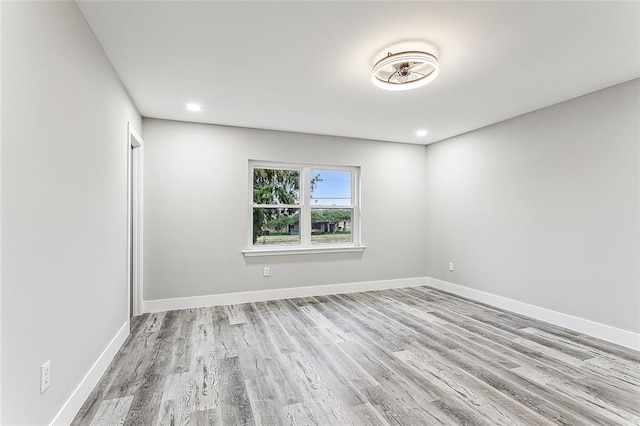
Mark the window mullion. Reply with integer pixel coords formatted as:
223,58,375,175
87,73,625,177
301,167,311,246
252,204,299,209
352,169,359,246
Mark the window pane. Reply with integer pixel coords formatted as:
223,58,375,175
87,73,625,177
253,168,300,205
310,171,352,206
311,208,352,244
253,208,300,245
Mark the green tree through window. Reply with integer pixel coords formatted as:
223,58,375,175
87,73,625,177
252,168,300,244
249,162,359,248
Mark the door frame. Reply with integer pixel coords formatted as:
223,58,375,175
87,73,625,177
127,122,144,317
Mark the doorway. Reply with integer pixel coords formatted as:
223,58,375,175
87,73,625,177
128,123,143,318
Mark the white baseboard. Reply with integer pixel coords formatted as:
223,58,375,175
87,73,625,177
50,321,130,426
143,277,427,313
143,275,639,351
425,277,640,352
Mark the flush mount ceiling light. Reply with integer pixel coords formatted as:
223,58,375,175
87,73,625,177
186,103,201,111
372,51,439,91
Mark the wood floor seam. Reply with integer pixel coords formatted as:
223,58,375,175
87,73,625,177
72,286,640,426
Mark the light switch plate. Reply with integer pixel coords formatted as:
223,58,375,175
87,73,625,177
41,360,51,393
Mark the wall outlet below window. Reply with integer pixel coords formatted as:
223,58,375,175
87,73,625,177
263,267,270,277
448,262,454,272
41,360,51,393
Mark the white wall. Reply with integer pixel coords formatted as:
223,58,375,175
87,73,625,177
0,0,4,420
142,119,428,301
425,79,640,333
1,2,141,424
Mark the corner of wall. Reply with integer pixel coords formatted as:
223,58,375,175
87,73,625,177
0,0,4,419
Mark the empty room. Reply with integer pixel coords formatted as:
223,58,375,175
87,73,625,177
1,1,639,425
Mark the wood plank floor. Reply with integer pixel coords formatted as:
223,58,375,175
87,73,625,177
72,287,640,425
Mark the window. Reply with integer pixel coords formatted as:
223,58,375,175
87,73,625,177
245,161,362,255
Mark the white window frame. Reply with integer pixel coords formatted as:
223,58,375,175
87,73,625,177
243,161,365,256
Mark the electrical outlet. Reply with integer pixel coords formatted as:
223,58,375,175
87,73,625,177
448,262,454,272
41,360,51,393
263,267,270,277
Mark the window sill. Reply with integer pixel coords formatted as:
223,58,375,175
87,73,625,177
242,245,366,257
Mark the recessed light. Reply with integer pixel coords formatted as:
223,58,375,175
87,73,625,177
186,103,201,112
416,129,428,137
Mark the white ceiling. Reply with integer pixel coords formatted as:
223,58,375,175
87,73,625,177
77,1,640,145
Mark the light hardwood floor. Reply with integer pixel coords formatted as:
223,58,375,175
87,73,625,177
72,287,640,425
